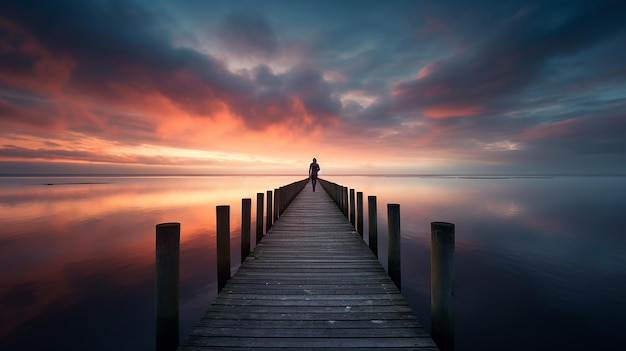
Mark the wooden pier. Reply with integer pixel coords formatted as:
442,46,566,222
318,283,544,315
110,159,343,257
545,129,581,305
175,180,439,350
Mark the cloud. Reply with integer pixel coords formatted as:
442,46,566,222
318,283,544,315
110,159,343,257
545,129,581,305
0,95,62,130
0,144,223,167
421,105,484,119
416,62,441,79
0,0,343,139
392,0,626,119
1,0,625,174
216,10,278,58
225,64,341,130
286,66,342,121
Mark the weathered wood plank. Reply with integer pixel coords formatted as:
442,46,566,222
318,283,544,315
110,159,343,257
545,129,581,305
182,335,437,348
194,319,423,329
213,295,409,304
177,180,438,350
188,327,428,338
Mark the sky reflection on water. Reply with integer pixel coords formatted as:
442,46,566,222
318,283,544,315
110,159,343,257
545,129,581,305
1,175,625,350
333,175,626,351
0,176,296,350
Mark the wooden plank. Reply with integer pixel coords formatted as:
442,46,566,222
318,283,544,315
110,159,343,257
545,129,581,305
196,319,424,335
188,327,428,338
177,180,439,350
183,335,437,348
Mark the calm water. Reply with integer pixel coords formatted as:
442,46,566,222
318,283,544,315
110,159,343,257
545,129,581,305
1,175,625,350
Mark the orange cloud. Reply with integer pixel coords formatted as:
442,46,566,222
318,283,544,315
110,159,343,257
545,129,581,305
422,104,483,118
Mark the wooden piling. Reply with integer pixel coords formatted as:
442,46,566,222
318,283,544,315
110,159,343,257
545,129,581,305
216,206,230,293
266,190,273,232
156,222,180,351
241,199,251,263
256,192,264,244
335,184,341,212
278,186,285,215
339,186,345,215
356,191,363,237
343,187,349,217
431,221,455,351
387,204,401,290
368,196,378,257
273,188,279,222
350,188,356,227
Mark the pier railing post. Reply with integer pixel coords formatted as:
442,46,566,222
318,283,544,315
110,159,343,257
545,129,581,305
273,188,279,221
279,186,286,214
241,199,251,263
387,204,401,290
431,221,455,351
343,187,349,218
217,206,230,293
357,192,363,237
330,182,336,204
266,190,273,232
256,192,264,243
277,186,283,214
156,222,180,351
368,196,378,257
332,181,337,206
337,183,341,207
338,185,344,212
350,188,356,227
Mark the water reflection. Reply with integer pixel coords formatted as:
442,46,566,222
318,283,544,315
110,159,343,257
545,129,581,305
0,176,296,351
331,175,626,351
1,175,625,351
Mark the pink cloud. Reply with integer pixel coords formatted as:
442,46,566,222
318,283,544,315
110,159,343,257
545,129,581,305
416,62,440,79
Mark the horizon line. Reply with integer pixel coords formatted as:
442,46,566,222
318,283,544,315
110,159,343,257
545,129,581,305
1,173,626,177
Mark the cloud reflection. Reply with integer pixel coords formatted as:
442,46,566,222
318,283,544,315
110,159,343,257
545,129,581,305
0,176,293,350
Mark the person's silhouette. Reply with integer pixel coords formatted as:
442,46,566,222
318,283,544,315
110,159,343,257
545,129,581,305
309,158,320,192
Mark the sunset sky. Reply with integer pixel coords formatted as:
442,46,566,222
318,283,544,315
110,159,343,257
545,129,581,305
1,0,625,175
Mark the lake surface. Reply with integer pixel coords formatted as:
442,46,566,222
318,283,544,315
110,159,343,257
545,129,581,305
1,175,625,350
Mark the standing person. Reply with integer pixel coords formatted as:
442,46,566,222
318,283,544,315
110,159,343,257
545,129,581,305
309,158,320,192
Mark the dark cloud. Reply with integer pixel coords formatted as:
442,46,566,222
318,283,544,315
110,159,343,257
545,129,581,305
253,65,283,89
0,98,17,118
0,91,159,145
0,0,339,133
286,66,341,121
217,10,278,58
393,0,626,117
227,64,341,129
0,144,110,162
1,282,39,308
523,110,626,154
0,144,215,166
1,0,162,58
1,0,625,173
0,52,36,75
0,95,60,129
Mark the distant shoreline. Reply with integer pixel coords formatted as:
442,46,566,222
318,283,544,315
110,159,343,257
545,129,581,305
1,173,625,178
43,182,109,186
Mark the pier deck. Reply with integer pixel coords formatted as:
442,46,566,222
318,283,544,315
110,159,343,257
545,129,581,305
177,181,438,350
